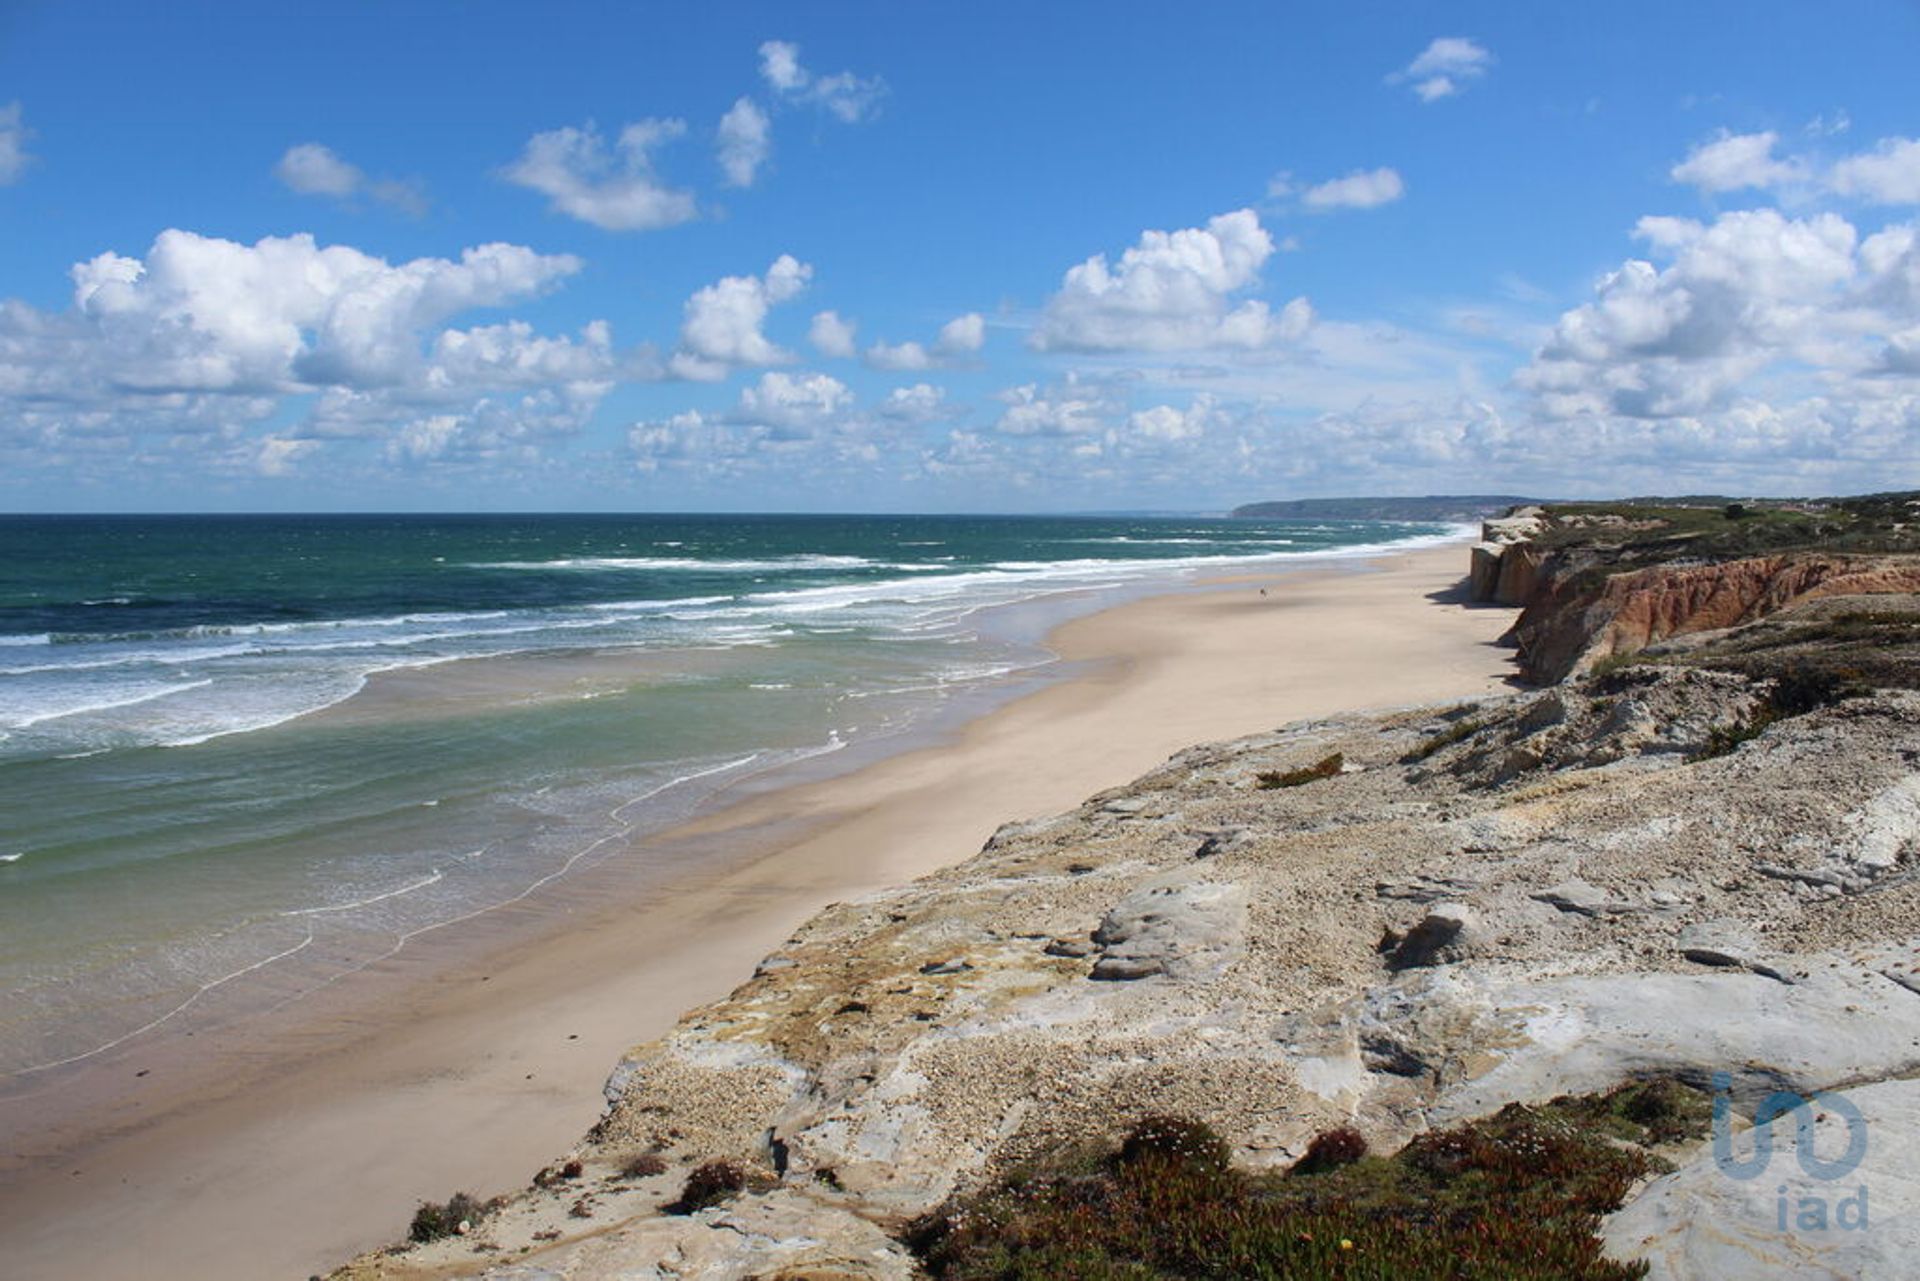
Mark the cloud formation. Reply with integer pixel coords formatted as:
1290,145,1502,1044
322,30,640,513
1516,207,1920,422
1669,131,1805,193
629,368,861,473
0,102,33,185
1031,210,1312,353
502,120,696,231
1302,167,1406,211
809,310,858,358
1831,138,1920,205
994,377,1115,436
758,40,886,123
716,97,772,188
1394,37,1493,103
864,311,987,369
275,142,427,215
0,229,635,482
670,254,813,380
1671,130,1920,205
1129,395,1220,442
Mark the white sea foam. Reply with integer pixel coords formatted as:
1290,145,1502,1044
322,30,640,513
473,554,877,572
0,678,215,729
0,525,1470,759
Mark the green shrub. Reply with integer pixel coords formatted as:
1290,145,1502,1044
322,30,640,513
1589,652,1650,681
1767,665,1863,716
619,1151,667,1180
1404,717,1488,763
408,1191,498,1243
1290,1126,1368,1175
905,1085,1699,1279
1690,714,1774,761
665,1159,746,1215
1255,753,1343,789
1692,663,1865,761
1118,1115,1232,1174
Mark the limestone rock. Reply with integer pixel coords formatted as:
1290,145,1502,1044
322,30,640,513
1605,1079,1920,1279
1089,875,1247,981
1676,920,1794,983
473,1191,914,1280
1385,903,1479,969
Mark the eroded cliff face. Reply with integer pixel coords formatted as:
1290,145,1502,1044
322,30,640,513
1508,553,1920,683
333,671,1920,1280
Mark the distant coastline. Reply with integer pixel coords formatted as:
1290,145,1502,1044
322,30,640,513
1230,494,1541,522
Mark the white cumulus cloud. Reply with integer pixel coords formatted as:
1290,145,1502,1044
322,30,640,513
60,230,582,392
1128,395,1219,442
1831,137,1920,205
1670,131,1805,193
1031,209,1312,352
936,312,986,353
1513,207,1920,422
1395,37,1493,102
735,370,852,434
878,383,947,422
808,310,858,358
275,142,427,214
628,368,857,472
0,229,632,480
502,120,696,232
0,102,32,185
1302,167,1406,211
716,97,772,188
670,254,813,380
757,40,885,123
864,340,932,371
995,378,1117,436
864,312,987,370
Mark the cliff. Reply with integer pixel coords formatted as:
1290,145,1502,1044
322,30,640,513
332,660,1920,1279
1467,496,1920,684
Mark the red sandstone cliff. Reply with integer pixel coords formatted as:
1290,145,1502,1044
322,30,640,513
1507,554,1920,683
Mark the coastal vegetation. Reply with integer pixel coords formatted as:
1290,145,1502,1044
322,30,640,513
663,1160,749,1215
906,1080,1708,1279
407,1193,501,1244
1401,712,1489,763
1254,752,1343,788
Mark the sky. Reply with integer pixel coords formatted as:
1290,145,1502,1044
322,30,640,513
2,1,1920,513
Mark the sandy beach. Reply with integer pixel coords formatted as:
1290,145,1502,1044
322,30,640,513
0,542,1520,1281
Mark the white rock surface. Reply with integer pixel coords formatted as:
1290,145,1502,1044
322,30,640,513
1606,1079,1920,1279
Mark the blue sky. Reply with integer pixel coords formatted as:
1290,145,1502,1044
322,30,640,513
3,1,1919,512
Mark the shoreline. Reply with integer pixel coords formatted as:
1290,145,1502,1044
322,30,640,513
0,541,1520,1281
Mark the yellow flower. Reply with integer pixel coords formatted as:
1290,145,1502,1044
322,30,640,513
1340,1238,1354,1250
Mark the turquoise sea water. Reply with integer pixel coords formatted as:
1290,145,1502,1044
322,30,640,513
0,513,1457,1076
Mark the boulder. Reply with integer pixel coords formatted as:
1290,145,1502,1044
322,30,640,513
1385,903,1479,969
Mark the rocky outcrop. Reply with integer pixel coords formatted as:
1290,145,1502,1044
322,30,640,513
332,670,1920,1280
1603,1078,1920,1278
1509,553,1920,682
1466,506,1547,606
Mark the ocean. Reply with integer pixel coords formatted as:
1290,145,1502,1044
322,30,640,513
0,513,1456,1078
